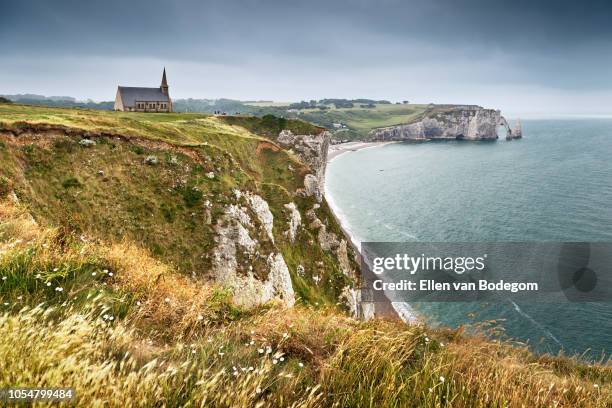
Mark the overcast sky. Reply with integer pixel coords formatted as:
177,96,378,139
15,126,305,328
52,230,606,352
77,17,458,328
2,0,612,116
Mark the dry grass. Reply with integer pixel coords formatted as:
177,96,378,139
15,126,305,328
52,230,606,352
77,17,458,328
0,195,610,407
0,194,39,252
103,242,248,340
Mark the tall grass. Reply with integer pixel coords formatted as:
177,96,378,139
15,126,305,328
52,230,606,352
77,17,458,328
0,186,610,407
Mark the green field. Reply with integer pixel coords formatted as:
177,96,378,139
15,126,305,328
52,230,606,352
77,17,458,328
288,103,428,140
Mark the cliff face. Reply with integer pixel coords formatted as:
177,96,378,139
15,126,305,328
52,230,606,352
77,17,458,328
276,129,330,202
0,109,361,317
373,106,510,141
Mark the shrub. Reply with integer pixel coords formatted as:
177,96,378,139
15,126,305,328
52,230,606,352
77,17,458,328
160,203,176,222
130,146,145,155
62,177,82,189
181,186,203,208
0,175,11,197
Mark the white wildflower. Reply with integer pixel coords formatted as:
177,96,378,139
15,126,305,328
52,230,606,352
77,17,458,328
439,376,445,383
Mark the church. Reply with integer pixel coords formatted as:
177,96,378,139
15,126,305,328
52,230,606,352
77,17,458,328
114,68,172,112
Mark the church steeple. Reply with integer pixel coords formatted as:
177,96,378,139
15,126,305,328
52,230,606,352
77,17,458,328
160,67,169,95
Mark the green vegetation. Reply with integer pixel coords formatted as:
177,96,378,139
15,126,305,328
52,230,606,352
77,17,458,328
298,103,429,140
220,114,324,138
0,105,609,407
1,201,610,407
0,104,351,305
0,175,10,197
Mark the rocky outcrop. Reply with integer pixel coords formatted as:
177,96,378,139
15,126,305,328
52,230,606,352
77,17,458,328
276,129,331,202
283,202,301,242
341,286,375,320
212,194,295,308
508,119,523,140
373,105,512,141
245,193,275,243
305,204,354,278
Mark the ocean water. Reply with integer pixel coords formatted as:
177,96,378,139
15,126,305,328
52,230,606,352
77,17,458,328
325,119,612,360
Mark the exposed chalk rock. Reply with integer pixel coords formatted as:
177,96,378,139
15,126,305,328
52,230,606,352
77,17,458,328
508,119,523,140
341,286,375,320
245,193,274,243
144,155,158,165
79,139,96,147
266,252,295,306
275,129,330,202
303,174,321,201
296,264,305,277
373,105,510,141
212,200,294,308
283,202,301,242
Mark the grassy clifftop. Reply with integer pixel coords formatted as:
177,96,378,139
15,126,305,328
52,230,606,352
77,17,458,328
0,105,353,306
0,105,610,407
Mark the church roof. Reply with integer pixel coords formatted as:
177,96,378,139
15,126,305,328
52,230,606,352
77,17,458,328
161,68,168,88
117,86,170,106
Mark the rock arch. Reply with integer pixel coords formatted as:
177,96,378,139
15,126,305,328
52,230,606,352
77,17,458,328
499,116,522,140
497,115,523,140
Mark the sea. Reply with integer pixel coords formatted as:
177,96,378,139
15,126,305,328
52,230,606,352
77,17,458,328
325,118,612,361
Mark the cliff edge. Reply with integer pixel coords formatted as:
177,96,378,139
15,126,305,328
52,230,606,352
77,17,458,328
373,104,522,141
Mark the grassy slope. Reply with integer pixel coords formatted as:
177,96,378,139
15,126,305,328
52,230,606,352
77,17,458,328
0,105,610,407
0,196,610,407
298,103,429,140
0,104,353,306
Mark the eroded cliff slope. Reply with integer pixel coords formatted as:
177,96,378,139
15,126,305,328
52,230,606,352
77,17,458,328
0,105,360,313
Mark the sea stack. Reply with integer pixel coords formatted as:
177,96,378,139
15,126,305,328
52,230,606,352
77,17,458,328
507,119,523,140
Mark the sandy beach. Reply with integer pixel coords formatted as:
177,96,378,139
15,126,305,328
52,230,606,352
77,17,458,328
327,141,397,162
324,141,419,323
